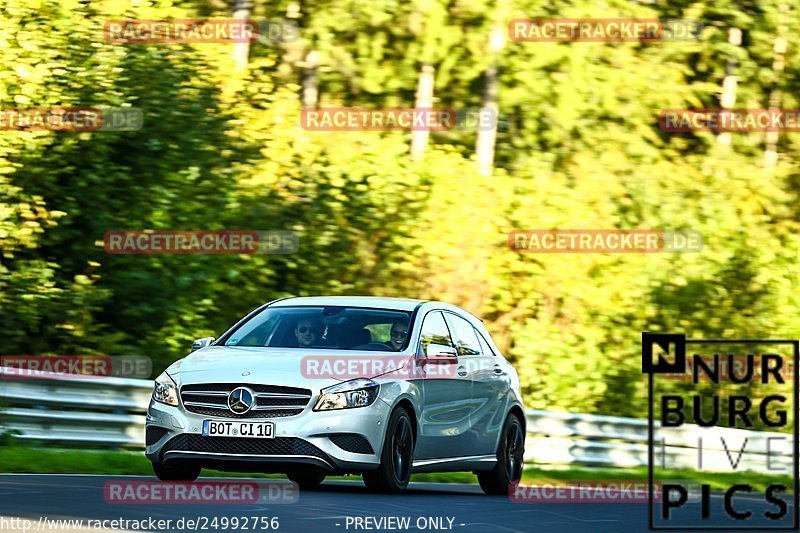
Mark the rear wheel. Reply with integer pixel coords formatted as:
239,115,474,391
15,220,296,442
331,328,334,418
478,413,524,495
287,472,326,490
363,407,414,494
152,461,201,481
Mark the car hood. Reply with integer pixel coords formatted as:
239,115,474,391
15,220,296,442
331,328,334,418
166,345,412,390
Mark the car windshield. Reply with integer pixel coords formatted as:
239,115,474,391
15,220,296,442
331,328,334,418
222,306,413,352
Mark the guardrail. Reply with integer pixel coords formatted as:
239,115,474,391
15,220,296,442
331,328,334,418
0,368,792,474
0,368,152,447
523,409,792,473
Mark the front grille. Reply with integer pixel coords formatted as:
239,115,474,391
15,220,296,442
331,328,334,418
329,433,374,454
161,434,329,460
183,383,312,394
180,383,312,419
146,426,169,446
182,406,303,418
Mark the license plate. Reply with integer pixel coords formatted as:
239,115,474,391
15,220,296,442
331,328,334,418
202,420,275,439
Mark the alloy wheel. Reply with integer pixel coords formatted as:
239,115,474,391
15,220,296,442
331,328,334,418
392,415,413,483
505,419,524,482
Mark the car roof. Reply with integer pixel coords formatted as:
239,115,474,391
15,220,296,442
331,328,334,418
269,296,427,312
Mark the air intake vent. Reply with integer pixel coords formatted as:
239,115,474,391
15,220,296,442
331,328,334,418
329,433,374,454
146,426,169,446
161,434,329,459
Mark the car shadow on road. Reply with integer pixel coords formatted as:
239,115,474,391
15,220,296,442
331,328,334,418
311,480,490,497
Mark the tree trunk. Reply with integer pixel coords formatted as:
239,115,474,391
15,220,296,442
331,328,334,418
764,5,788,169
231,0,253,71
476,26,504,175
410,64,435,160
301,50,319,108
718,27,741,146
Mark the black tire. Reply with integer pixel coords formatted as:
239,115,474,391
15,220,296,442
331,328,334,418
152,461,201,481
363,407,414,494
287,472,326,490
478,413,525,495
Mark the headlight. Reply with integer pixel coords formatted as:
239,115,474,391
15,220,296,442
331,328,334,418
313,378,380,411
153,371,179,406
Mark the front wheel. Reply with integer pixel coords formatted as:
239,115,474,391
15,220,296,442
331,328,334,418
152,461,201,481
363,408,414,494
478,413,524,495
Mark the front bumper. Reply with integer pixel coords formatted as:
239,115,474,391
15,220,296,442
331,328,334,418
145,396,390,474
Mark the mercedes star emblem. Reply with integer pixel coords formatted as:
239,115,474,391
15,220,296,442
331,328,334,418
227,386,255,414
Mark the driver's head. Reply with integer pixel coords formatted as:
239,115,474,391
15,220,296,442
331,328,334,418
389,321,408,351
295,317,322,347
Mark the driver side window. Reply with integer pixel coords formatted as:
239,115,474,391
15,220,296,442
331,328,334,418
419,311,453,353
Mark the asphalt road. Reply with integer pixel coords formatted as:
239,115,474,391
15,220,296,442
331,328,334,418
0,475,794,533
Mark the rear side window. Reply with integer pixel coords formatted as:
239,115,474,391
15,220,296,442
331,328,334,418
419,311,453,352
444,313,481,356
476,330,496,356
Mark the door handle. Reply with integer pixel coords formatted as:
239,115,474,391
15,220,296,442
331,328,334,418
457,366,468,377
493,365,504,375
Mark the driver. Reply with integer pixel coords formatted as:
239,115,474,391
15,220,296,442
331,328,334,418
386,321,409,351
294,317,322,348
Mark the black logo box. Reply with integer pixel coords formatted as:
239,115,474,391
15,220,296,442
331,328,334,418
643,333,799,530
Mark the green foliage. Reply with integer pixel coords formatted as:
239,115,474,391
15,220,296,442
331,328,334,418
2,0,799,420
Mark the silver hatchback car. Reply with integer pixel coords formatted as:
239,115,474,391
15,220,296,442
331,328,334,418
145,296,525,494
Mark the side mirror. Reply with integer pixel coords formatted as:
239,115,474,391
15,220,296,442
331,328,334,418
424,343,458,363
191,337,215,352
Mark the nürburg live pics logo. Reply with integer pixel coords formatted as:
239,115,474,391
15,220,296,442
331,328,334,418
642,332,799,530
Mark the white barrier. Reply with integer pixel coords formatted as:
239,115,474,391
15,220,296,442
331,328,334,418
523,409,793,474
0,367,151,448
